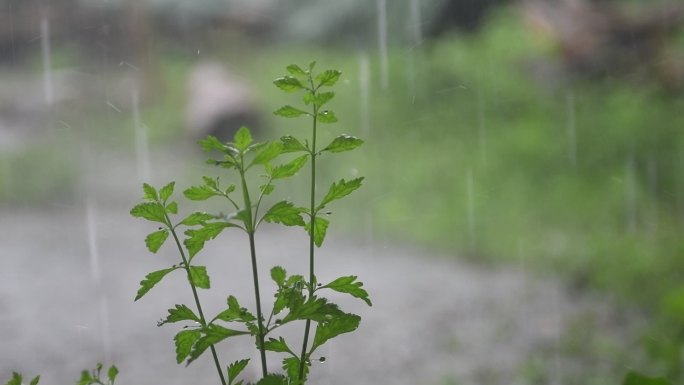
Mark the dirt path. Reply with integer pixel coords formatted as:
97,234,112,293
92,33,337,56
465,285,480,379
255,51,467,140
0,149,639,385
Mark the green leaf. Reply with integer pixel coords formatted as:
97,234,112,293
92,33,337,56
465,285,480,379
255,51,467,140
181,212,216,226
106,366,118,384
271,266,286,287
77,371,93,385
260,184,275,196
305,217,329,247
227,359,250,385
29,376,40,385
130,202,167,224
318,177,364,210
283,357,309,384
189,266,210,289
184,222,236,259
251,141,283,167
135,267,179,301
198,136,227,152
213,295,257,323
270,155,309,180
7,373,22,385
311,313,361,352
256,375,288,385
315,69,341,87
159,304,200,326
312,91,335,107
174,329,201,364
322,276,372,306
142,183,158,201
623,371,672,385
234,126,253,151
264,337,294,355
263,201,305,226
145,229,169,253
286,64,307,76
308,61,316,71
316,110,338,123
280,136,308,153
274,105,309,118
322,135,363,153
283,297,343,324
189,325,250,364
159,182,175,202
166,201,178,215
274,76,305,92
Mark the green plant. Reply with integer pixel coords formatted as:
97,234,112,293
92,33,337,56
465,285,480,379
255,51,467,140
130,62,371,385
77,363,119,385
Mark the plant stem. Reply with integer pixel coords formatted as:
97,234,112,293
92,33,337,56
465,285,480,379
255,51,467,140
167,219,227,385
299,89,319,380
239,168,268,377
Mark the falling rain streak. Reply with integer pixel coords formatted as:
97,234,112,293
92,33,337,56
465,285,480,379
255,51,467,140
376,0,389,90
86,197,112,362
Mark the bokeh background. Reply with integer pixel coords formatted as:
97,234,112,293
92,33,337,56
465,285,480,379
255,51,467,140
2,0,684,384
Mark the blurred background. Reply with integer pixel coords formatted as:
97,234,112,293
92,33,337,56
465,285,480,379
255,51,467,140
2,0,684,384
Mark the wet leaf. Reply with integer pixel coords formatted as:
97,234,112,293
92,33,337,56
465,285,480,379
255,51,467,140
280,136,308,153
227,359,250,385
271,266,286,287
166,201,178,214
322,276,372,306
283,357,308,384
313,91,335,107
321,135,363,153
181,212,216,226
213,295,256,323
251,141,283,167
264,337,293,354
311,313,360,352
142,183,158,201
305,217,329,247
286,64,307,76
159,304,200,326
315,70,341,87
234,126,253,152
263,201,305,226
130,202,167,224
184,222,236,258
174,329,201,364
189,266,210,289
316,110,337,123
318,177,364,211
135,267,179,301
260,184,275,196
145,229,169,253
274,76,305,92
274,105,309,118
184,185,220,201
270,155,309,179
198,136,227,153
159,181,175,202
189,325,249,364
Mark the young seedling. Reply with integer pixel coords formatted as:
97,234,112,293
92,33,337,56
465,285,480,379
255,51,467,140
130,62,371,385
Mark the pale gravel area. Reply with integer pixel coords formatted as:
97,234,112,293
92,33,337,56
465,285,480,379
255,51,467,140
0,148,643,385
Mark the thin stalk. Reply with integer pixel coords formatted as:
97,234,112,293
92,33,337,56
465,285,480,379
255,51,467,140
299,88,319,380
238,167,268,377
166,215,227,385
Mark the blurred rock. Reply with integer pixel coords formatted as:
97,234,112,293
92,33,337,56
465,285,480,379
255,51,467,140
185,60,260,142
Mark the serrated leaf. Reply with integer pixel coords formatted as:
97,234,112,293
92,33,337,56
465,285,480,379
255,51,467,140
227,359,250,385
159,304,200,326
280,136,308,153
199,136,227,153
145,229,169,253
184,185,219,201
142,183,158,201
159,182,175,202
213,295,256,323
286,64,307,76
174,329,201,364
318,177,364,211
135,267,179,301
166,201,178,214
260,184,275,196
313,91,335,107
283,297,343,324
181,212,216,226
234,126,253,151
251,141,283,167
202,176,218,189
271,266,286,287
189,266,210,289
107,366,118,384
283,357,309,384
316,69,341,87
322,276,372,306
316,110,338,123
130,202,167,224
256,375,288,385
322,135,363,153
263,201,305,226
184,222,235,258
264,337,293,354
274,76,305,92
274,105,309,118
270,154,309,180
623,371,672,385
305,217,329,247
189,325,249,364
311,313,360,352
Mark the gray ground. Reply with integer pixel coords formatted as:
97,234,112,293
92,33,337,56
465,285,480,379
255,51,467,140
0,148,642,385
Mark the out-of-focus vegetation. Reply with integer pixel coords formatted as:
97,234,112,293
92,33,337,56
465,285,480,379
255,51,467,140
2,0,684,383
